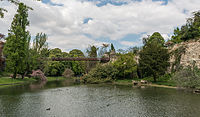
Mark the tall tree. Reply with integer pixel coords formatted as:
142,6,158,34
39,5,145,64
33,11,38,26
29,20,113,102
69,49,85,75
113,53,137,79
46,48,65,76
30,33,49,71
110,43,115,52
99,43,109,57
138,32,170,82
3,3,30,79
86,45,98,72
0,0,39,18
171,11,200,43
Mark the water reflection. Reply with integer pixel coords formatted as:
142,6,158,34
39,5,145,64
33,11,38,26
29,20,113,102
30,81,47,90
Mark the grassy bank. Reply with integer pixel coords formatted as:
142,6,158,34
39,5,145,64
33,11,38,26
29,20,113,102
0,77,66,87
113,79,177,88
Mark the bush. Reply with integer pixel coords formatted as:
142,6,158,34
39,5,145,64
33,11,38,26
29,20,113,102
172,66,200,88
31,70,47,81
83,64,118,83
62,68,74,78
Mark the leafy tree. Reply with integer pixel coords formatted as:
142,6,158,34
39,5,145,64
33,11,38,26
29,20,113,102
46,48,65,76
171,11,200,43
30,33,49,71
3,3,30,79
113,53,137,79
86,45,98,57
127,46,140,54
144,32,165,46
86,45,98,72
110,43,115,52
84,63,118,81
69,49,85,75
138,32,170,82
0,0,40,18
61,52,71,69
99,43,109,57
33,33,48,54
172,64,200,88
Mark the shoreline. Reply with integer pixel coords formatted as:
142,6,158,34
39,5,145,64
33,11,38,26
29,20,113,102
113,81,177,89
0,77,66,88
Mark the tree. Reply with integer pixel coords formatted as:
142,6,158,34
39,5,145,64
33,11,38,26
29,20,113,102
30,33,49,71
110,43,115,52
0,0,39,18
128,46,140,54
3,3,30,79
46,48,65,76
113,53,137,79
69,49,85,75
171,11,200,43
99,43,109,57
33,33,48,54
138,32,170,82
86,45,98,72
86,45,98,58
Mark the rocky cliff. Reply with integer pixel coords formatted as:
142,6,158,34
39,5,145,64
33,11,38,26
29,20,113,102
168,39,200,71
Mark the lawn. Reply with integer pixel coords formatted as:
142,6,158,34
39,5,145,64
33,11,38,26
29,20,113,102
0,77,66,86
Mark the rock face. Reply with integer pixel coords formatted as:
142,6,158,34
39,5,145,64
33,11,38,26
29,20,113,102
168,39,200,70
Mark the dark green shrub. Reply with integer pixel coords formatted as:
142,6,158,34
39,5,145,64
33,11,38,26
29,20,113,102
83,64,118,82
172,66,200,88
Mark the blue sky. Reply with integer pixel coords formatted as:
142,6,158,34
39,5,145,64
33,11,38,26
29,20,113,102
1,0,200,52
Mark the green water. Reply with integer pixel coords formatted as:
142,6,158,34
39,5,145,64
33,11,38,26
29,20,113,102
0,80,200,117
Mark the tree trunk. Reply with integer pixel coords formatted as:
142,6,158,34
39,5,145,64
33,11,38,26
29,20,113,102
153,74,157,82
13,72,17,79
22,74,24,79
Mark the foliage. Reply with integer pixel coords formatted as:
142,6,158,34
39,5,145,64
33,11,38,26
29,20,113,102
31,69,47,81
143,32,165,46
113,53,137,79
3,3,30,79
172,65,200,88
46,48,65,76
127,46,140,54
86,45,98,57
84,64,118,81
86,45,98,72
62,68,74,78
69,49,85,75
33,33,48,53
171,11,200,43
26,33,49,74
0,0,40,18
170,46,186,72
110,43,115,52
46,61,65,76
99,43,110,57
139,32,170,82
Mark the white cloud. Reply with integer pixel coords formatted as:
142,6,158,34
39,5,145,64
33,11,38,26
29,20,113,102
120,41,140,46
0,0,200,51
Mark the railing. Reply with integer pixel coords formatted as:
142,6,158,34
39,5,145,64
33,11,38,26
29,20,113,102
51,57,110,63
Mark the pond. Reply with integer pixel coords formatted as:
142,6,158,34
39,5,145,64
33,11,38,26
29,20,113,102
0,80,200,117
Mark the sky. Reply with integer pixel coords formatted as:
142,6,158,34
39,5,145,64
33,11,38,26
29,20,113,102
0,0,200,52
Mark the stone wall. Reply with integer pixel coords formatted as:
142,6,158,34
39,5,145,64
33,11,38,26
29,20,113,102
168,39,200,69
